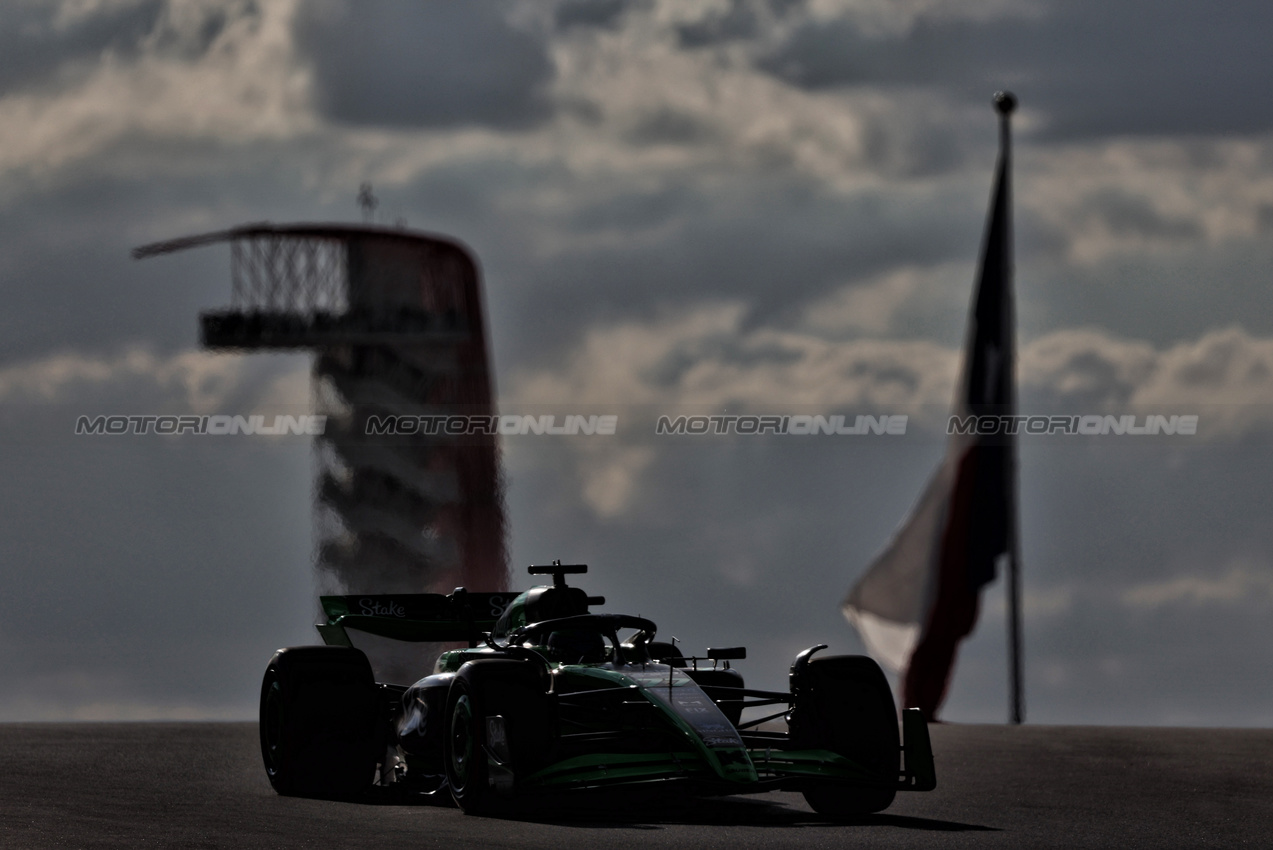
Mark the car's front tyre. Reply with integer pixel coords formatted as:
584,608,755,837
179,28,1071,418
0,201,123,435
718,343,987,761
444,659,552,814
790,654,899,817
444,675,492,811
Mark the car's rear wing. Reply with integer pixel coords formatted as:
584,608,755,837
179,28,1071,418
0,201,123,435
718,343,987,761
316,589,518,648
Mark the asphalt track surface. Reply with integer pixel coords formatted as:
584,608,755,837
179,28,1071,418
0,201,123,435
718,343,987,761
1,723,1270,849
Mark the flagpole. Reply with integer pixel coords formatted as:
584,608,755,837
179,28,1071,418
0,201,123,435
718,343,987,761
994,90,1025,725
1009,469,1024,724
843,92,1025,724
1009,474,1024,725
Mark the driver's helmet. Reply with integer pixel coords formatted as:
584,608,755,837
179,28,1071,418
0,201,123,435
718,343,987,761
546,629,606,663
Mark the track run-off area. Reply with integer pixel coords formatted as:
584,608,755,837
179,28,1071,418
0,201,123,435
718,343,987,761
1,723,1270,849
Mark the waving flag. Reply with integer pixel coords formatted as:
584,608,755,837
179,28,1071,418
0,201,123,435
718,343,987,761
843,92,1020,721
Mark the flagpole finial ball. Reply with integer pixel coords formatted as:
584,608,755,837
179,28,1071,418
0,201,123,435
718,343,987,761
993,91,1017,116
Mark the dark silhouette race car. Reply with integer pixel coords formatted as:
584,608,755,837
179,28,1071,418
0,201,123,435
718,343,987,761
259,562,935,817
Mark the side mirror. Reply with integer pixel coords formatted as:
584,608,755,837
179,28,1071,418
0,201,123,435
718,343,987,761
706,646,746,661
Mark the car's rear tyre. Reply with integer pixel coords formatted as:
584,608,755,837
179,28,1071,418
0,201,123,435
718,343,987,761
790,655,899,817
445,660,551,815
259,646,381,799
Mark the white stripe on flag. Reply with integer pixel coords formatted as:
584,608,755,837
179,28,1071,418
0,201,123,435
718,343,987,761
841,454,960,670
843,608,920,673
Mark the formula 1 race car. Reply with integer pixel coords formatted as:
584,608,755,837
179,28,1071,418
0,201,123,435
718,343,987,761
259,562,935,817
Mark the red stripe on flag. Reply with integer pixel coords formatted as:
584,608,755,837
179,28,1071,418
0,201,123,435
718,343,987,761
903,448,983,717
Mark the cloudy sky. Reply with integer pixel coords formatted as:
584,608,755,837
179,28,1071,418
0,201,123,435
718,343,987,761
2,0,1272,726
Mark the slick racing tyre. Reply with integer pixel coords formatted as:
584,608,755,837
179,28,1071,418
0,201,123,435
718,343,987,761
791,655,900,817
444,675,490,812
444,659,551,815
684,667,745,726
259,646,381,799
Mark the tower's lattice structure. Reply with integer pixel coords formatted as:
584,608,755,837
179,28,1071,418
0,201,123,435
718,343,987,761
135,224,509,602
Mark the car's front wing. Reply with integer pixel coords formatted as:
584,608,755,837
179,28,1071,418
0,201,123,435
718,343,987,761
515,707,935,794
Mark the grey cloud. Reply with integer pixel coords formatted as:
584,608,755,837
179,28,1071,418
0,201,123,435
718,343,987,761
857,112,968,178
764,0,807,20
1256,204,1273,234
0,0,164,95
1079,189,1202,242
755,16,900,90
0,137,373,366
554,0,632,31
676,0,760,49
1020,330,1157,408
623,107,716,146
466,176,983,371
295,0,555,130
144,2,247,61
1034,348,1143,404
1018,327,1273,438
757,0,1273,140
1021,240,1273,346
1165,331,1257,388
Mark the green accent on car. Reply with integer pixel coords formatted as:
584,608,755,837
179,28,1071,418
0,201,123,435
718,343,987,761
522,750,710,788
749,749,894,783
492,590,530,636
435,648,500,673
314,592,516,647
562,666,759,784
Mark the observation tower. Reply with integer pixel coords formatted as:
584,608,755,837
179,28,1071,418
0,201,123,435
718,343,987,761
134,223,509,605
